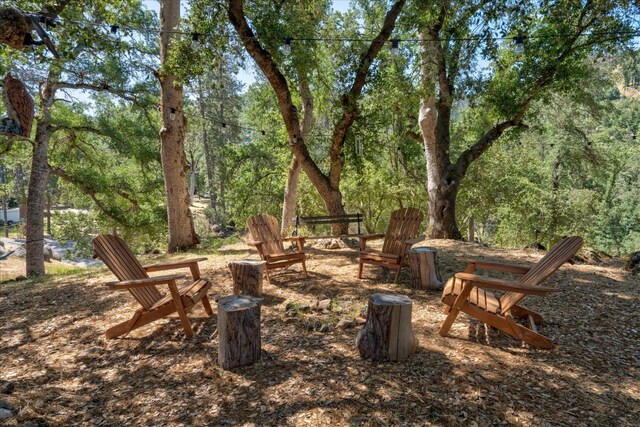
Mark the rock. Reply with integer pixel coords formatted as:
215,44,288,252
342,238,359,248
0,380,14,395
50,249,63,261
14,275,27,282
625,251,640,273
526,242,546,250
314,299,332,311
355,317,367,325
319,323,331,333
12,246,25,258
21,419,49,427
336,319,355,329
317,238,345,250
0,400,17,419
210,224,222,233
0,246,5,256
43,245,53,262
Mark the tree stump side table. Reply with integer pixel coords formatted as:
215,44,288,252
407,247,443,290
217,295,262,370
228,259,266,297
355,293,417,362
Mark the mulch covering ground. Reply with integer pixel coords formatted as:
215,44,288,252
0,239,638,426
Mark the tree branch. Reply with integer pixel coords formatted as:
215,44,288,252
329,0,406,186
52,82,139,103
227,0,330,192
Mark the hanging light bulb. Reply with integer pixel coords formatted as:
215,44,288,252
261,130,266,136
191,32,200,48
283,36,292,56
169,108,176,121
110,24,119,35
514,35,525,55
39,16,48,31
390,39,400,57
221,122,227,133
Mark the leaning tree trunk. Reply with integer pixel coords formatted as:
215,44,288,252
281,156,301,233
159,0,199,252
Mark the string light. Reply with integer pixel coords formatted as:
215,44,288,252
283,36,292,56
514,35,525,55
169,108,176,120
191,32,200,48
390,39,399,56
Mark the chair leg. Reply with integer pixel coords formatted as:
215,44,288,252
393,266,401,284
439,283,473,337
358,260,364,279
168,281,194,337
301,259,308,278
265,268,271,286
201,295,214,316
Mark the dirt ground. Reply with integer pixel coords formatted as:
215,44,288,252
0,239,638,426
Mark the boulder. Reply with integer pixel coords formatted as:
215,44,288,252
43,245,53,262
625,251,640,274
0,400,17,420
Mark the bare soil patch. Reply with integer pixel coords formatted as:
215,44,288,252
0,240,638,426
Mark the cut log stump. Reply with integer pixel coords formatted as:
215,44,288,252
228,259,266,296
217,295,262,370
407,247,443,290
355,293,417,362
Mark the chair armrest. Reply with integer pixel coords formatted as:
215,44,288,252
405,236,425,246
246,240,264,247
460,258,531,275
454,272,560,296
282,236,305,251
143,258,207,273
359,234,384,250
106,274,186,290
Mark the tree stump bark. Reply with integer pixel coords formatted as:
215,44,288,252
217,295,262,370
355,293,417,362
407,247,443,290
228,259,266,296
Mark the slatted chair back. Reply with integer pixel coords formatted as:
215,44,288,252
500,236,583,313
381,208,424,256
93,234,163,310
247,214,286,256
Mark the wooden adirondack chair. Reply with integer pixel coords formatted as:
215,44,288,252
358,207,424,283
92,234,213,339
439,236,583,349
246,214,307,285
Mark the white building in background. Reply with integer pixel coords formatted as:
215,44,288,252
2,208,23,224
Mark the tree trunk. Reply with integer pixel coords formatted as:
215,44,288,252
159,0,199,252
228,259,266,297
25,68,57,276
467,216,474,242
26,121,50,275
197,76,217,212
355,293,416,362
281,156,301,234
0,162,8,238
407,247,443,290
228,0,404,235
419,33,462,240
217,295,262,370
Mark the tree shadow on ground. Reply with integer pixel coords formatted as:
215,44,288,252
1,240,638,425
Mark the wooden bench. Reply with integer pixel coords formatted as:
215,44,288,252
294,213,363,239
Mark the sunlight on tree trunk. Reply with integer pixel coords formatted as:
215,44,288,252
159,0,199,252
